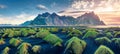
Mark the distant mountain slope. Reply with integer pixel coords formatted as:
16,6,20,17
77,12,105,25
22,12,105,26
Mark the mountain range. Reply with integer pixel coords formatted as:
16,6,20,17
22,12,105,26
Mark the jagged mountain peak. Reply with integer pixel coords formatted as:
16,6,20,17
37,12,51,17
79,11,96,17
41,12,51,17
50,12,58,17
78,11,100,20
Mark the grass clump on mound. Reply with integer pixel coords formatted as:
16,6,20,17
20,28,36,36
2,29,14,37
32,45,41,53
114,31,120,37
105,32,113,38
43,34,63,47
84,28,97,32
27,29,36,35
9,38,22,47
67,29,83,37
49,28,59,33
20,28,29,36
112,38,120,47
14,31,21,37
2,29,11,37
0,29,4,34
61,28,68,33
64,37,86,54
2,29,21,37
8,30,15,37
35,30,50,39
17,42,31,54
95,37,111,45
94,45,114,54
82,30,99,39
0,38,5,45
2,47,10,54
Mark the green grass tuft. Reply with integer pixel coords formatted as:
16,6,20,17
85,28,97,32
61,28,68,33
64,37,86,54
105,32,113,38
112,38,120,47
0,38,5,45
95,37,111,45
2,47,10,54
2,29,14,37
43,34,63,47
49,28,59,33
28,29,36,35
17,42,31,54
32,45,41,53
114,31,120,37
9,38,22,47
20,28,29,36
14,31,21,37
67,29,82,37
35,29,50,38
94,45,114,54
82,30,98,39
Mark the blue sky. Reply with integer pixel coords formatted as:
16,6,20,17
0,0,120,25
0,0,72,16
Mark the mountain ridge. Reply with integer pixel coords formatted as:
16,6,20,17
21,12,105,26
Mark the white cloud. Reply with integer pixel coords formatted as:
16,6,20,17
58,10,86,18
70,0,120,12
0,4,6,9
71,1,89,10
59,0,120,17
36,4,48,10
0,13,36,24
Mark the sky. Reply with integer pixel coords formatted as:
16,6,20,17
0,0,120,25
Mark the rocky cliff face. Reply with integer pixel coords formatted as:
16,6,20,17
76,12,105,25
22,12,105,26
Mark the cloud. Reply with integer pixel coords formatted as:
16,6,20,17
58,10,87,18
0,4,6,9
58,10,87,13
58,10,88,18
0,13,36,24
58,10,65,13
36,4,48,10
71,0,89,10
70,0,120,12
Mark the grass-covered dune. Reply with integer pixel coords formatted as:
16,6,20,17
0,28,120,54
